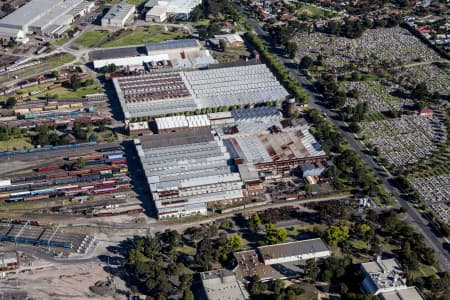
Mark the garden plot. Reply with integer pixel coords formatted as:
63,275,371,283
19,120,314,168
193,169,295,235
344,81,413,112
361,115,445,167
295,27,441,68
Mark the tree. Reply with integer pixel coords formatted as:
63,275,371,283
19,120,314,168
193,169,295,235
248,213,261,232
325,226,349,245
74,157,86,170
272,279,284,294
305,259,319,282
285,41,298,59
180,273,193,291
70,74,82,91
219,39,227,51
265,223,287,245
358,223,372,240
248,275,267,296
4,97,17,109
103,64,117,73
1,3,13,13
182,290,194,300
299,56,314,70
349,122,361,133
411,82,430,100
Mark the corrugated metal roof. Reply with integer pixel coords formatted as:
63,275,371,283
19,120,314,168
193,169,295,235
145,39,200,54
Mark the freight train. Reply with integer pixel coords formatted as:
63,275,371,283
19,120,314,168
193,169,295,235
1,182,130,202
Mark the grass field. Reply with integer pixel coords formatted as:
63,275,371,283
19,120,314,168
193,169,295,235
43,82,103,99
0,79,102,102
0,137,33,151
55,37,70,46
296,4,337,19
75,30,110,47
101,26,189,48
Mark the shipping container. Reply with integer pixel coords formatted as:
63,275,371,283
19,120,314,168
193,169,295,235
0,180,11,187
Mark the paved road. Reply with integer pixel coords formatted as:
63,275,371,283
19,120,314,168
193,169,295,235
238,4,450,272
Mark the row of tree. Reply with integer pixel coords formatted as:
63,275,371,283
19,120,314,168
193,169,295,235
245,32,309,103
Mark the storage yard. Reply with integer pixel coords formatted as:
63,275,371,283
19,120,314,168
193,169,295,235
114,63,290,119
0,221,94,253
0,142,144,219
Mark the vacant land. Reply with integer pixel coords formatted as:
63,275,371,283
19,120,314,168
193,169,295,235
0,137,33,152
212,46,251,63
75,30,110,48
296,4,337,19
101,26,189,48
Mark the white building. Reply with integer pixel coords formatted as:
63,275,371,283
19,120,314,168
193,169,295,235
0,0,94,42
144,0,201,20
360,258,408,295
146,5,168,23
380,287,425,300
200,269,250,300
101,2,136,28
258,238,331,265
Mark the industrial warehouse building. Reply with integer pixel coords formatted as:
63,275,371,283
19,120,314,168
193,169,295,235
144,0,201,20
234,238,330,281
0,0,94,42
134,128,245,219
92,39,215,70
113,63,289,120
101,1,136,28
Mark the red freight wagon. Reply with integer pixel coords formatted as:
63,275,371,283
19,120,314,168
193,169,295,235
46,173,69,179
37,165,60,172
68,169,90,176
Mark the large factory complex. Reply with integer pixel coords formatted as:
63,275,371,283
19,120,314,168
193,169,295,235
114,63,290,120
134,106,329,219
0,0,94,42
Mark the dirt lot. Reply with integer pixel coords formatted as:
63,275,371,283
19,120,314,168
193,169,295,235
0,260,126,299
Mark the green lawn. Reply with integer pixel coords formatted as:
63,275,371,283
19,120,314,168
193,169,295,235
42,82,103,99
349,239,368,250
101,26,189,48
55,37,70,46
0,137,33,151
44,53,76,68
75,30,110,47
